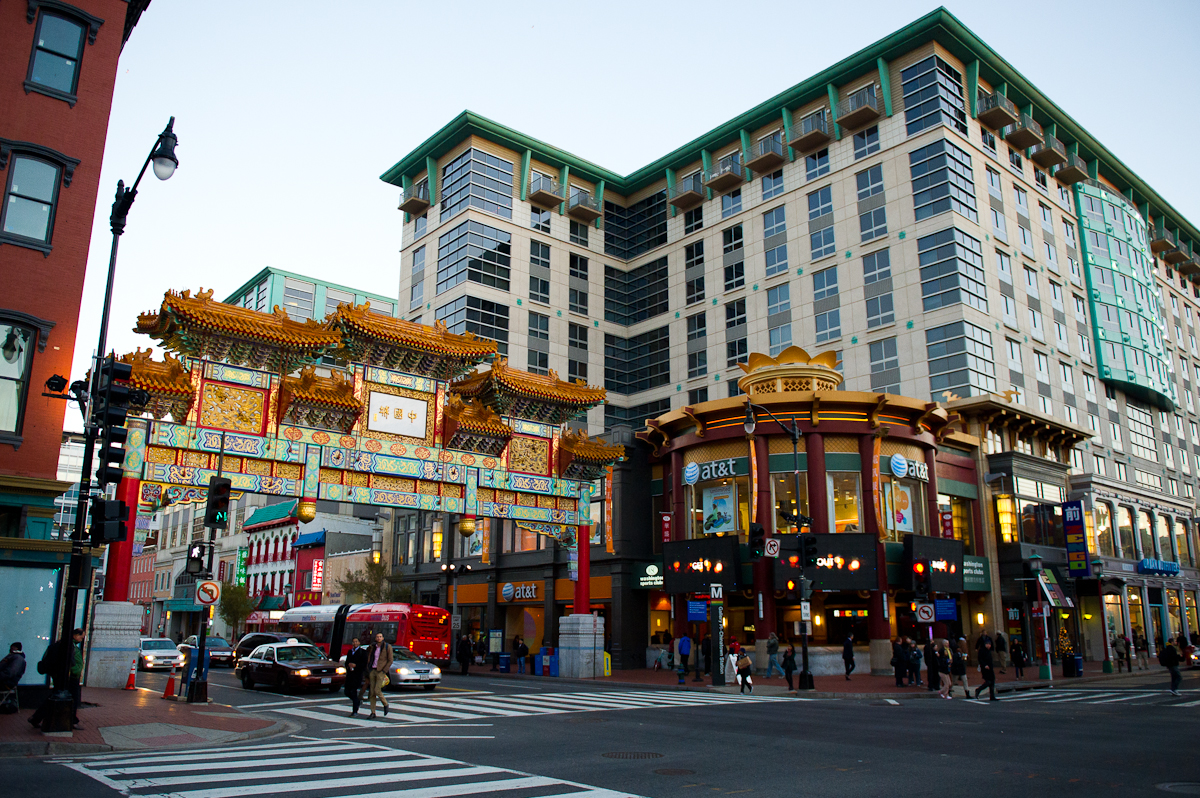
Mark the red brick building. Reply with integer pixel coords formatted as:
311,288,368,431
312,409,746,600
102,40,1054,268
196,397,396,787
129,548,156,632
0,1,151,653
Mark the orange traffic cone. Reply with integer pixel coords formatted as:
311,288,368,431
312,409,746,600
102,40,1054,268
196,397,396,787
124,656,137,690
162,662,177,699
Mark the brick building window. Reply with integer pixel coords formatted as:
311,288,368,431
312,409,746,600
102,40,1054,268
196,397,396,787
25,5,103,105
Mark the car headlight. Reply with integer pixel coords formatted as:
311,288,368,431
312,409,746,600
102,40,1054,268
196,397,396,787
144,654,156,660
398,667,412,675
295,668,311,677
335,666,346,674
432,666,441,675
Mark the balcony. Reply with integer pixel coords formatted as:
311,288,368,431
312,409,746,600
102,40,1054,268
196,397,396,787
1150,226,1179,254
398,182,430,215
1002,113,1044,149
745,135,786,173
789,111,830,153
1053,152,1088,185
1163,239,1189,265
835,86,880,130
1177,255,1200,277
527,174,565,209
567,190,603,223
669,172,705,210
976,92,1019,130
1029,135,1067,168
703,153,746,194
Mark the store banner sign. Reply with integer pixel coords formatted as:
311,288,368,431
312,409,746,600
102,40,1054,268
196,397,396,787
604,465,615,554
872,436,883,537
962,556,991,591
1062,500,1091,577
633,562,664,589
682,457,746,486
883,482,916,534
887,453,929,481
660,512,672,544
311,559,324,591
235,547,248,586
774,533,878,591
701,484,738,535
687,600,708,621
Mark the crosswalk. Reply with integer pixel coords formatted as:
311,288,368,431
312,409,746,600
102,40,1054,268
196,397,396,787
966,688,1200,708
255,689,791,728
52,739,648,798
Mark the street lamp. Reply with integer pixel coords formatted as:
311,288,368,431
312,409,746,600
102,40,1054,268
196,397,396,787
1092,557,1113,673
743,400,815,691
46,118,179,732
441,562,472,626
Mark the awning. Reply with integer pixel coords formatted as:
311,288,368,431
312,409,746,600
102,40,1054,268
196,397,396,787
294,529,326,548
244,499,299,531
164,598,207,612
257,595,287,611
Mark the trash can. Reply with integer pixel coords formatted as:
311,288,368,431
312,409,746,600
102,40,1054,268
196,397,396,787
548,654,559,677
1072,655,1084,677
498,653,511,673
533,653,543,675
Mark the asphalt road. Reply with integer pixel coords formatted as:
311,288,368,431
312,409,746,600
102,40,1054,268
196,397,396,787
6,669,1199,797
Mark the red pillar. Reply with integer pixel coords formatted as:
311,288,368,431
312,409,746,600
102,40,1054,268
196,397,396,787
574,525,591,615
103,477,141,601
670,449,685,540
924,446,940,540
753,434,776,636
806,433,828,534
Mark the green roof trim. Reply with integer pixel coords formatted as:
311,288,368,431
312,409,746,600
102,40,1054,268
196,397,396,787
379,7,1197,248
244,499,299,530
223,267,398,310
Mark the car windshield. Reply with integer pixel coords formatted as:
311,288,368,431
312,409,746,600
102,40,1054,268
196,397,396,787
392,646,416,660
275,645,324,662
142,640,177,651
206,638,230,647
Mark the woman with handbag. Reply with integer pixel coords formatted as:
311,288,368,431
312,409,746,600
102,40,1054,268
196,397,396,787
936,641,953,699
736,649,754,694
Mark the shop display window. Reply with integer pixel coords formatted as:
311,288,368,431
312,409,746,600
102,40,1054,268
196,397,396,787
935,493,972,553
828,472,862,533
1117,506,1136,560
1094,502,1115,558
687,470,749,539
771,473,809,533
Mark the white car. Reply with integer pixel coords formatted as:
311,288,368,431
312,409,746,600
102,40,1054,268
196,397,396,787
343,645,442,691
138,637,185,671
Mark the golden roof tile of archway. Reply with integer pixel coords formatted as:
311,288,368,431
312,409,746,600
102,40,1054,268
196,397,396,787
328,302,497,380
280,366,359,410
452,357,607,424
135,288,342,373
443,394,513,439
559,429,624,464
119,348,193,422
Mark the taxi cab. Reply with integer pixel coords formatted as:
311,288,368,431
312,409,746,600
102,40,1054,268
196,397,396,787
234,640,346,692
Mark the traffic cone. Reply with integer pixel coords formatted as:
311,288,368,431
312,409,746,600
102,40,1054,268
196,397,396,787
162,662,177,699
124,656,137,690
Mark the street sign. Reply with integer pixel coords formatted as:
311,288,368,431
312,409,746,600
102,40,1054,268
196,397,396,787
764,538,781,558
915,602,935,623
195,580,221,607
934,598,958,621
710,583,723,600
451,614,462,631
800,601,811,621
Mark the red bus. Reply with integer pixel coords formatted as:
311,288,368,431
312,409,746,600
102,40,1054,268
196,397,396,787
276,603,451,663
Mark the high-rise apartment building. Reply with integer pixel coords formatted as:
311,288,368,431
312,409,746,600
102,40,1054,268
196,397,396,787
383,9,1199,660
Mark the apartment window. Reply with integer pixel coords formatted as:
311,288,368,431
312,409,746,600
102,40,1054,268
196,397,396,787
725,298,746,328
982,129,997,153
813,267,838,301
570,219,589,247
1035,169,1048,190
527,349,549,376
569,288,588,315
1039,203,1053,229
436,295,510,354
686,312,706,341
862,249,891,284
1008,147,1022,172
723,224,744,255
1055,321,1068,348
856,165,884,200
762,170,784,200
1023,267,1040,299
528,310,549,340
1063,220,1076,248
860,208,887,242
441,148,513,220
910,138,978,223
986,167,1002,197
687,351,707,379
568,322,588,351
1,153,74,251
684,206,703,234
1018,223,1033,252
568,358,588,383
685,276,705,305
763,206,787,238
724,262,745,291
604,327,671,394
769,323,792,356
1127,403,1159,462
1007,339,1022,369
1014,186,1028,213
853,125,880,159
917,228,987,312
531,206,551,233
1029,309,1044,341
726,336,748,366
1094,456,1106,476
808,186,832,218
728,381,745,398
687,387,709,405
994,250,1012,284
604,259,669,325
437,219,512,294
569,253,588,280
529,275,549,304
765,241,788,277
808,187,835,259
723,225,744,290
721,189,742,219
926,320,997,398
1000,294,1017,326
767,284,790,315
806,148,830,180
0,321,35,435
815,309,841,343
1060,361,1074,393
409,247,425,309
870,337,900,393
26,9,92,101
991,208,1008,241
900,55,968,136
866,293,894,328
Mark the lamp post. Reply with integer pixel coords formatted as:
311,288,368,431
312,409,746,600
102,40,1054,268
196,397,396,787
441,562,472,625
1093,558,1113,673
46,119,177,730
1028,552,1052,682
743,401,815,691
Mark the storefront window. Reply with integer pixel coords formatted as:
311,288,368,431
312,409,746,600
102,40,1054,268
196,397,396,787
995,495,1017,544
688,470,750,539
1020,502,1062,546
1117,506,1136,560
771,473,809,533
828,472,862,533
1103,594,1123,645
1176,520,1194,568
879,474,922,539
1138,510,1154,560
1094,502,1115,558
502,519,543,553
1158,515,1174,563
936,493,973,553
1167,590,1183,638
1186,593,1198,638
1128,589,1146,643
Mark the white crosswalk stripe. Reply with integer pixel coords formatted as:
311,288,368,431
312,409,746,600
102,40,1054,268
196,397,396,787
965,689,1194,707
51,739,647,798
262,688,790,727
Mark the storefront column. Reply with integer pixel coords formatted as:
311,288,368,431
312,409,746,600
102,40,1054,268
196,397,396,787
1142,584,1156,657
1177,588,1190,642
868,540,892,675
1120,587,1132,640
670,449,685,540
753,435,776,639
858,434,881,538
806,432,828,534
923,446,940,543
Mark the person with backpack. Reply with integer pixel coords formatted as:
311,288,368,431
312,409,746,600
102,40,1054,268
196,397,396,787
1113,635,1128,673
28,629,84,730
766,632,784,678
1135,632,1150,670
1160,639,1183,696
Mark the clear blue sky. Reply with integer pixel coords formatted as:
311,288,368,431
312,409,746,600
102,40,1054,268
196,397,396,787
73,0,1200,394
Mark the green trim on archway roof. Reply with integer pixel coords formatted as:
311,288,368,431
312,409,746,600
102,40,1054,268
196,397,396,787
379,6,1197,248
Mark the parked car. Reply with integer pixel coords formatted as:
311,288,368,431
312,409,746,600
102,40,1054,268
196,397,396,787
178,635,235,668
233,632,315,664
386,645,441,691
138,638,185,671
235,642,345,692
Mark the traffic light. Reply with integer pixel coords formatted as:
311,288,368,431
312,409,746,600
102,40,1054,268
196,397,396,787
912,559,931,601
186,541,206,575
204,476,232,529
88,497,128,546
800,533,819,568
748,523,766,559
94,356,133,487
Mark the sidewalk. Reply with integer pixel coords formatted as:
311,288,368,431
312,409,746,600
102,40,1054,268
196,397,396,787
0,686,285,757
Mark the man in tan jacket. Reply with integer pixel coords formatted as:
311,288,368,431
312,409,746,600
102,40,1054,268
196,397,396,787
367,632,393,718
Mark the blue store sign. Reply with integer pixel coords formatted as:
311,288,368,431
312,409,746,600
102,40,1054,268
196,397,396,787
1137,558,1181,576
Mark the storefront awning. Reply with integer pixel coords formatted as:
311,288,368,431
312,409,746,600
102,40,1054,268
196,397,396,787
257,595,287,611
164,598,206,612
294,529,325,548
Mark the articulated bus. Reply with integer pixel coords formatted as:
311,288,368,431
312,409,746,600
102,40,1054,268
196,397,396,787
276,603,452,663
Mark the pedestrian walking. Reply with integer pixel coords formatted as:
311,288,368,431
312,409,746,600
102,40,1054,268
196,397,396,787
994,631,1007,673
514,636,529,674
975,630,993,657
783,644,797,691
1010,639,1026,680
1135,632,1150,670
29,629,84,730
950,640,970,698
366,632,392,719
892,637,906,687
1112,635,1128,673
701,634,712,676
343,637,368,717
974,641,999,701
456,634,472,676
923,639,937,691
1160,640,1183,696
909,641,923,687
735,648,754,694
678,634,692,675
766,632,785,678
936,641,953,699
842,634,856,680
